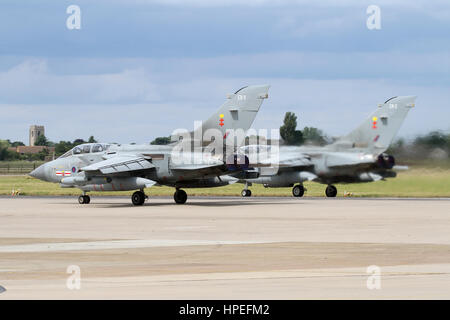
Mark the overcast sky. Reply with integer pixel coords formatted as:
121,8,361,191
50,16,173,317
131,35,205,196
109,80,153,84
0,0,449,144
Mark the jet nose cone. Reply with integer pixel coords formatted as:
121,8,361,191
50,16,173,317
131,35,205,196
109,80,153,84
29,165,47,180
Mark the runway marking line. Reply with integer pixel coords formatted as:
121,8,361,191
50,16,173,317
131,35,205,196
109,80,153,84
0,239,275,253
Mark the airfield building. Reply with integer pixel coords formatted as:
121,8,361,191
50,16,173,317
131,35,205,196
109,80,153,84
29,125,45,146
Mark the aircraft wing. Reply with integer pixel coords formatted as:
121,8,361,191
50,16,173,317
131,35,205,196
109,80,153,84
277,156,313,168
252,154,313,169
81,155,155,175
325,154,375,169
170,159,225,176
171,163,223,171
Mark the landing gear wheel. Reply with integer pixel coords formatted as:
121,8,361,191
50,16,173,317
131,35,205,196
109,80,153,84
174,189,187,204
78,195,90,204
325,185,337,198
292,185,305,197
131,191,145,206
241,189,252,197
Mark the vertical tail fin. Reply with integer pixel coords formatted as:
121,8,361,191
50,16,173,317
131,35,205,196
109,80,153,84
334,96,416,154
195,85,270,145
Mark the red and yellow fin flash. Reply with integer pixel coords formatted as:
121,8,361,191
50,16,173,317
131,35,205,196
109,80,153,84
372,116,378,129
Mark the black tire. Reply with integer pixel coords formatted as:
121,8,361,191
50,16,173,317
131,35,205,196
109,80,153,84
325,185,337,197
132,191,145,206
84,195,90,204
78,195,85,204
174,189,187,204
246,190,252,197
292,185,304,197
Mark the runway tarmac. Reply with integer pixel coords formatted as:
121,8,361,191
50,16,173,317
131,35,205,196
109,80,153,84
0,196,449,299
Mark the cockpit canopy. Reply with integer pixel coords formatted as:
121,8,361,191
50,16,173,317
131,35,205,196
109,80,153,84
59,143,110,158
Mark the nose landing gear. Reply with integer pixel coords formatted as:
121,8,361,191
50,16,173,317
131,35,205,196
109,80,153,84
78,195,90,204
241,182,252,197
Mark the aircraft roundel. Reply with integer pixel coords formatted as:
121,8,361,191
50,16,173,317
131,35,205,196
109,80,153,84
72,166,77,173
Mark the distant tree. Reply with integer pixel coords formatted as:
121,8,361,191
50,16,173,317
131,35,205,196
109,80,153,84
13,141,25,147
32,149,49,161
387,137,403,150
0,140,10,160
279,112,303,145
88,136,97,143
35,134,49,146
150,136,171,145
414,131,449,151
302,127,327,146
6,150,20,160
54,141,73,156
72,138,86,146
6,140,25,147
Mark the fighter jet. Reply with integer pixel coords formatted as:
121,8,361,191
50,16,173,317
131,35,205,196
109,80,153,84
29,85,270,205
239,96,416,197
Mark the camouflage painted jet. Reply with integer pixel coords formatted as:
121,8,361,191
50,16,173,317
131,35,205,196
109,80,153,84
239,96,416,197
29,85,270,205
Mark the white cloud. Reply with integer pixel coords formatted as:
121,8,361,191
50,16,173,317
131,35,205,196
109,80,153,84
273,14,352,38
0,60,161,104
127,0,450,8
0,55,448,143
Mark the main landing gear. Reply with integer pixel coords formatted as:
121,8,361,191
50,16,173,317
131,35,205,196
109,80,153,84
292,184,305,197
78,194,90,204
241,182,252,197
325,185,337,197
131,190,147,206
174,189,187,204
